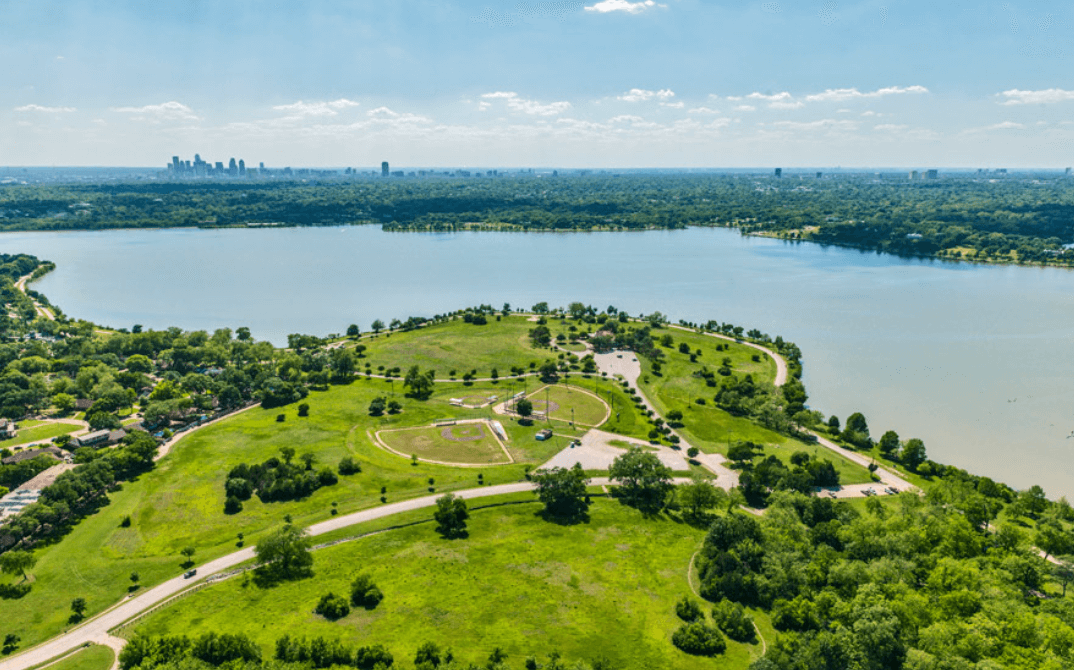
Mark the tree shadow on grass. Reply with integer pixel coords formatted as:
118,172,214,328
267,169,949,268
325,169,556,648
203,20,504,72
252,565,314,590
535,509,591,527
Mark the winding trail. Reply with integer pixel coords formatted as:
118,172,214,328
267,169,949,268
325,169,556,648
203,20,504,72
0,477,698,670
14,272,55,321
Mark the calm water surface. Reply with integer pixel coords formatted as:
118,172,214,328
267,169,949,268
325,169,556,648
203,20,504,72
2,226,1072,498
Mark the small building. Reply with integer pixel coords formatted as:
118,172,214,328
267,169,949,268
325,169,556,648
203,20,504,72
73,430,111,448
74,398,94,411
536,429,553,441
0,419,16,439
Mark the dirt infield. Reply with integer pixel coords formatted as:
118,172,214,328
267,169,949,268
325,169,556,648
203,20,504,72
375,420,513,466
441,424,487,442
528,399,561,414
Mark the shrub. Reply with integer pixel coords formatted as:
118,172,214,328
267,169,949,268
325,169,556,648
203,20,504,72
687,447,700,459
224,496,243,515
314,592,350,620
675,596,703,622
350,574,383,609
317,468,338,486
711,600,756,642
338,456,361,475
120,515,132,528
276,414,285,422
354,644,393,669
297,403,310,417
671,622,726,656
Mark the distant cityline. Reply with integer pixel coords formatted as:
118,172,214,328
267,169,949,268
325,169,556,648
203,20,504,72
162,157,1046,182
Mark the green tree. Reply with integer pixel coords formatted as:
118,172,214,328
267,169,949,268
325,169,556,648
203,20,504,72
371,319,385,334
0,550,37,581
515,398,533,420
877,430,900,458
901,438,927,471
314,592,350,620
346,324,360,337
679,478,725,521
433,493,469,539
368,397,387,416
404,365,435,399
70,597,87,620
350,573,384,609
532,464,590,520
254,524,314,580
180,546,195,566
609,446,673,512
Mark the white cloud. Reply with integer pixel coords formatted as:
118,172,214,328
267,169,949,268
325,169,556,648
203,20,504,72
999,89,1074,105
617,88,675,102
874,124,908,131
747,92,792,102
687,107,721,114
609,114,644,123
367,107,399,118
770,119,857,131
585,0,664,14
111,101,198,121
734,105,756,112
660,101,684,108
987,121,1024,130
804,85,928,102
272,99,360,117
14,104,76,113
769,100,805,110
480,91,571,116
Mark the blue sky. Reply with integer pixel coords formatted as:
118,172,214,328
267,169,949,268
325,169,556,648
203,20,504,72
2,0,1072,167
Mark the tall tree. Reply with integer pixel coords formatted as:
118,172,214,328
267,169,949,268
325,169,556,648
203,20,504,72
532,464,590,520
609,447,673,512
254,524,314,580
433,493,469,539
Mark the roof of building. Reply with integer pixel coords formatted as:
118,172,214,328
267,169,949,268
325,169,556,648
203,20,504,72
74,398,94,410
77,429,111,442
0,446,64,465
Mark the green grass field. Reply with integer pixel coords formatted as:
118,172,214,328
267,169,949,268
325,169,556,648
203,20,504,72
0,421,78,449
525,384,609,427
378,422,511,465
132,499,761,670
38,645,115,670
359,316,551,377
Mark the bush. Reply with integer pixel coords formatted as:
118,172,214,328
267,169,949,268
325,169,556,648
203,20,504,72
224,496,243,515
297,403,310,417
671,622,726,656
314,592,350,620
276,414,285,422
317,468,338,486
687,447,700,459
338,456,361,475
675,596,703,622
354,644,393,669
711,600,756,642
350,574,383,609
120,515,132,528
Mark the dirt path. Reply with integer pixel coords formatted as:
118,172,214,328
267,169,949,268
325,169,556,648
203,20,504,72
14,273,55,322
668,324,788,388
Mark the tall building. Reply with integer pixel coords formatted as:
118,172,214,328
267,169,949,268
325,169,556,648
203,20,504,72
815,171,823,179
925,169,938,180
381,161,389,177
909,170,919,180
1066,167,1072,176
238,159,246,177
774,168,782,178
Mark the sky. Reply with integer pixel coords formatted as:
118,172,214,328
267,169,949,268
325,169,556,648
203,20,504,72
2,0,1072,168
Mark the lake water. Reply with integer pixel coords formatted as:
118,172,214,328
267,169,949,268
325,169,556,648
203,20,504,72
2,226,1072,498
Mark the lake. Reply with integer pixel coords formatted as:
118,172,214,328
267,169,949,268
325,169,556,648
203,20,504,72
2,225,1072,498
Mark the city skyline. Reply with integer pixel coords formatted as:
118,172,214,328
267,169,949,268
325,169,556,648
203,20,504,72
3,0,1073,167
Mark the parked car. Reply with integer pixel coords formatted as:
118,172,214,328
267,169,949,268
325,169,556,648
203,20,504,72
184,569,197,579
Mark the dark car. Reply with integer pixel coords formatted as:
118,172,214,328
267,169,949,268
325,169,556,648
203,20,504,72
184,569,197,579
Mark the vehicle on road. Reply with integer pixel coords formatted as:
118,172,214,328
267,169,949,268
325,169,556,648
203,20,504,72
184,569,197,578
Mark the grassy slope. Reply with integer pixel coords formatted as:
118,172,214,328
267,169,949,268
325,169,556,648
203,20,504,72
133,499,760,670
38,645,115,670
637,330,873,485
358,316,550,376
1,422,79,449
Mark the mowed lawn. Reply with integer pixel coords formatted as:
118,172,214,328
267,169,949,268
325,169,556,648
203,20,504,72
0,420,79,449
358,316,551,377
526,384,609,427
0,378,534,651
45,645,115,670
133,499,761,670
378,423,511,465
